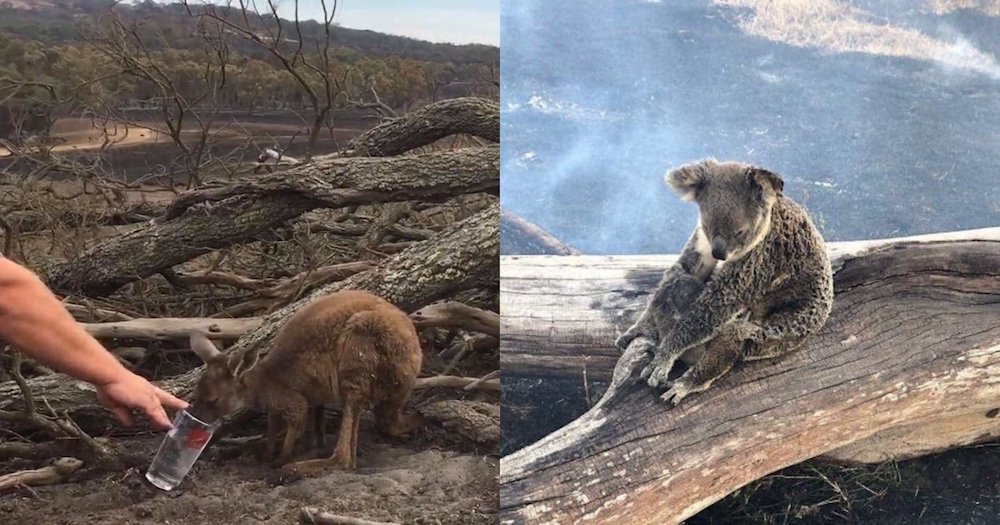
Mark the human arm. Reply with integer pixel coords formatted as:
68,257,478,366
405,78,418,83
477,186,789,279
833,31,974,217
0,257,187,429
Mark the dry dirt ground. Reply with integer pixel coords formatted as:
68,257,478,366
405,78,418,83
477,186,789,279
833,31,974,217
0,414,498,525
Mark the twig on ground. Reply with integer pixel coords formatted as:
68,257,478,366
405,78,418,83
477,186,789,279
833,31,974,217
300,507,400,525
464,370,500,391
0,457,84,492
414,376,500,392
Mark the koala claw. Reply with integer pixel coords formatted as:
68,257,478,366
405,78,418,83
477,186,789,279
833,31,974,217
660,380,692,406
614,332,634,350
642,359,673,388
616,328,649,351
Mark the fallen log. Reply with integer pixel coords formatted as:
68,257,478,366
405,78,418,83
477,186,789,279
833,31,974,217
77,301,499,343
163,146,499,220
81,317,262,340
420,400,500,446
499,228,1000,524
340,97,499,158
0,204,499,434
48,147,498,296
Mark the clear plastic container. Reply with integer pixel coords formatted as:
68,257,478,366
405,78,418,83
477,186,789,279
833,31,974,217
145,409,219,491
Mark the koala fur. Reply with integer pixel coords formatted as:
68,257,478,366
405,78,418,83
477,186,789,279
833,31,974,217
615,159,834,405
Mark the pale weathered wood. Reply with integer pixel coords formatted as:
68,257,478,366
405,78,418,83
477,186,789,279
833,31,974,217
411,301,500,337
81,317,263,340
300,507,401,525
0,457,83,492
821,407,1000,464
415,376,500,392
499,227,1000,525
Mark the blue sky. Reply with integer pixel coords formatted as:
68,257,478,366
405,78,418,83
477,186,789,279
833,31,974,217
277,0,498,46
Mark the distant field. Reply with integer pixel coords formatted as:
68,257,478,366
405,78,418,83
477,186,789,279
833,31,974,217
0,110,374,181
2,0,56,9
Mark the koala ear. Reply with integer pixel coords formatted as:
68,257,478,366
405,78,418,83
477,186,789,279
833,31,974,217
665,159,716,201
748,167,784,195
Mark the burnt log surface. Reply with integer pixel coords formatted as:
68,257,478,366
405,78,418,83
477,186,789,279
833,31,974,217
499,228,1000,524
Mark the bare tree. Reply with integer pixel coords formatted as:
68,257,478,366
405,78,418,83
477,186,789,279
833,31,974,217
83,8,239,187
184,0,344,161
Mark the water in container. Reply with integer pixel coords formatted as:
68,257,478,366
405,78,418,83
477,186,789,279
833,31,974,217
145,409,217,491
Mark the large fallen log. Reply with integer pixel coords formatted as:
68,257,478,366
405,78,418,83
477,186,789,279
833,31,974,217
80,317,262,340
341,97,499,158
46,147,498,296
0,204,499,434
499,228,1000,524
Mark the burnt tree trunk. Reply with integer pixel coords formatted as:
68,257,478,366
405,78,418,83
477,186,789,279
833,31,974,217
499,228,1000,524
0,204,499,435
46,147,498,296
342,97,499,157
500,208,579,256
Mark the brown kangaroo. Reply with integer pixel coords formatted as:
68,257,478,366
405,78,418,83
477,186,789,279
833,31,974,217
188,290,424,473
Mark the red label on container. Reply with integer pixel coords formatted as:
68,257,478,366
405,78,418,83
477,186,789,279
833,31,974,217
186,428,211,449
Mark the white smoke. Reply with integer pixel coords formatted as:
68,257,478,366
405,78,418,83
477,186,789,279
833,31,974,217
714,0,1000,79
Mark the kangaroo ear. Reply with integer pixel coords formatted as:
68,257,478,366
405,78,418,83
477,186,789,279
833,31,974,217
189,332,227,366
748,167,784,195
666,159,716,201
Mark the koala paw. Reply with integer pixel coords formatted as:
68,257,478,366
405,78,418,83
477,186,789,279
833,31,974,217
641,351,676,388
660,378,693,406
616,323,651,350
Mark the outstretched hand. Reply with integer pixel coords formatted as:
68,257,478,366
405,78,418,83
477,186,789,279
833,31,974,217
94,372,188,430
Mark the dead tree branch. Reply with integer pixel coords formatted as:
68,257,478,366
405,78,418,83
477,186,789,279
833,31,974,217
46,147,498,296
339,97,499,157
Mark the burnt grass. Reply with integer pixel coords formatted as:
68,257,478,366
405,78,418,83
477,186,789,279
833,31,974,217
500,0,1000,255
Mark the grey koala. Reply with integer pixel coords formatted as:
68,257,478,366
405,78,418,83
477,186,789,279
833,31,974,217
616,159,834,405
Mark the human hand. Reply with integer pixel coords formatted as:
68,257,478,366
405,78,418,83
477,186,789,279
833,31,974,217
94,371,188,430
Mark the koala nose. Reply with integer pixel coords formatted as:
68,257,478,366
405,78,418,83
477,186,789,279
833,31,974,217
711,238,728,261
